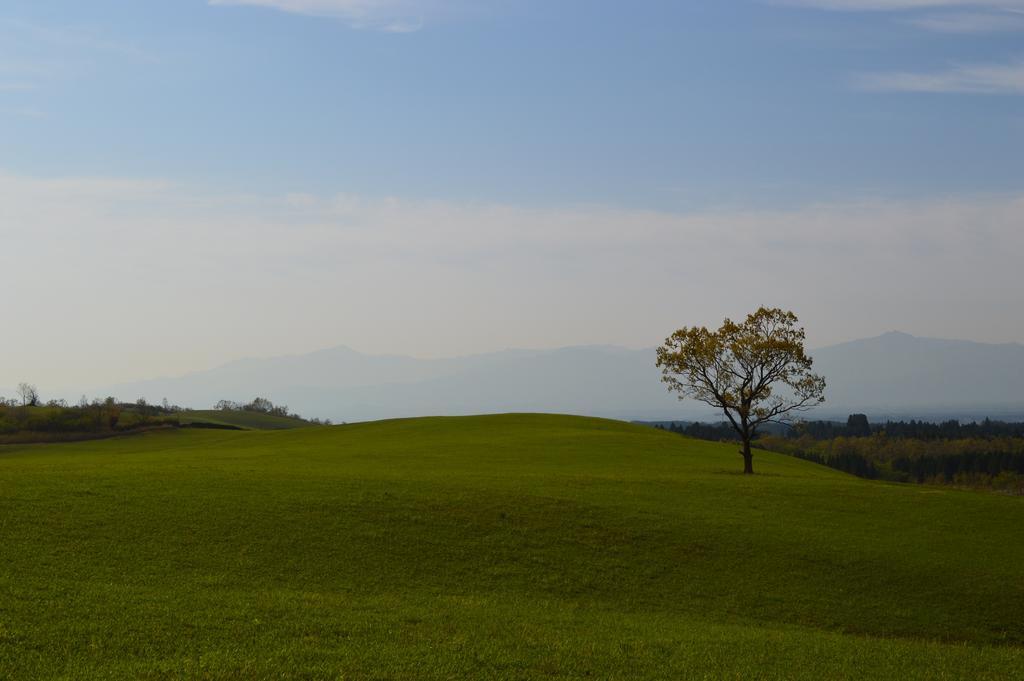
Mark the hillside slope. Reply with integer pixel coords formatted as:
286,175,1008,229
1,414,1022,679
177,409,315,430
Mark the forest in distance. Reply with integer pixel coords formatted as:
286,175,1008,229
650,416,1024,493
0,391,328,443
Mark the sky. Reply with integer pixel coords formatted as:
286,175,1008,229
2,0,1023,392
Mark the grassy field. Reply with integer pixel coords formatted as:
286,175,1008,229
1,414,1022,680
176,409,315,430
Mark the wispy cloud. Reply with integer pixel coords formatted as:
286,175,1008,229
907,11,1024,32
776,1,1024,33
3,169,1024,387
0,19,153,117
855,60,1024,93
0,58,60,80
0,18,151,59
777,1,1024,10
0,106,47,119
776,0,1024,91
208,0,430,32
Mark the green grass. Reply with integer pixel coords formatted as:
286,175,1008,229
177,409,314,430
1,414,1022,680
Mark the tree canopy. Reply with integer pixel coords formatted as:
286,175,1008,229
656,307,825,473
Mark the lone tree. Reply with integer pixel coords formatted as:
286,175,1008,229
656,307,825,474
16,383,39,407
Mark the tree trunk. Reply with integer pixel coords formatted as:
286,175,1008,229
741,437,754,475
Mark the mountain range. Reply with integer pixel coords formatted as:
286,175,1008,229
106,332,1024,423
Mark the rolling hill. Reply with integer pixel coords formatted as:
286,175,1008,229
177,409,315,430
0,414,1022,679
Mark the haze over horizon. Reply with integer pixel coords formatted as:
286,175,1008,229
41,330,1019,424
4,0,1023,390
8,328,1023,397
110,328,1024,385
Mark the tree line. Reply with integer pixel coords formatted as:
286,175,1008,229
0,386,332,441
792,415,1024,441
213,397,333,425
656,416,1024,493
0,395,178,442
758,432,1024,492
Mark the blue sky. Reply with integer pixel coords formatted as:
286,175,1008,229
4,0,1022,209
2,1,1023,390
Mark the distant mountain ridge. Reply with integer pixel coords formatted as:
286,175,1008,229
809,331,1024,419
105,333,1024,422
